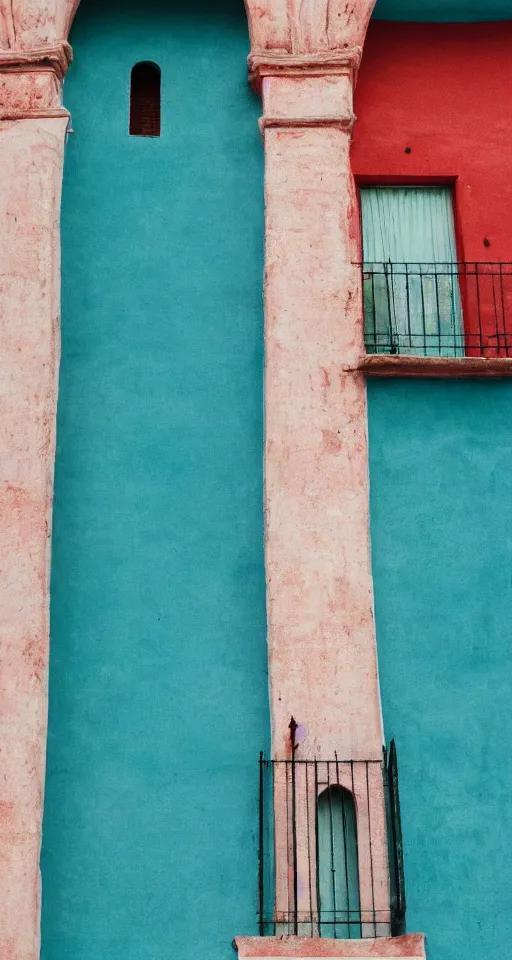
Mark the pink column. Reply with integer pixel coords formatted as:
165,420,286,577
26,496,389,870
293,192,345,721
259,62,382,763
257,59,390,936
0,47,69,960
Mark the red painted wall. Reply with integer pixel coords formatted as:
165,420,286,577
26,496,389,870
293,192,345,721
352,21,512,353
352,21,512,261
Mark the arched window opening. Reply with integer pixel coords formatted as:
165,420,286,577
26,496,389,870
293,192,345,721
317,786,361,938
129,62,161,137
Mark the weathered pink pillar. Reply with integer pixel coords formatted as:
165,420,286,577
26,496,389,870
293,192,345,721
255,53,382,764
0,41,69,960
252,48,390,934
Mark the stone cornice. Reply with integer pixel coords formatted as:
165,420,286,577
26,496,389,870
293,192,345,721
0,42,72,117
0,41,72,79
234,934,426,957
249,48,362,92
259,114,356,134
0,106,69,119
356,355,512,378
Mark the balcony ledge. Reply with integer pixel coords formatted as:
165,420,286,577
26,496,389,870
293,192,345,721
234,934,426,959
356,355,512,378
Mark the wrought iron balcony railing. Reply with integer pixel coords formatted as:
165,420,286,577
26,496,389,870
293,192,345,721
258,744,405,940
362,262,512,357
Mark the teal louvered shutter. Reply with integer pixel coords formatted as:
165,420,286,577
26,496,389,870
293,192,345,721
361,187,463,356
317,787,360,939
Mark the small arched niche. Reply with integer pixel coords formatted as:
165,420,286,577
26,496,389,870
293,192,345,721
129,61,161,137
317,785,361,938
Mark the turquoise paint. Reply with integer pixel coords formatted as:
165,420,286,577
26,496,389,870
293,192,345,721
41,2,268,958
373,0,511,21
367,380,512,960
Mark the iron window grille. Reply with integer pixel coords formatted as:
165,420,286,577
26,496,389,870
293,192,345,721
361,262,512,357
258,744,406,939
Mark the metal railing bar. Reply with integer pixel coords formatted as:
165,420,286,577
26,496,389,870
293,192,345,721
359,262,512,358
291,748,298,935
305,759,314,937
365,762,377,938
314,758,321,938
326,761,337,938
260,754,405,940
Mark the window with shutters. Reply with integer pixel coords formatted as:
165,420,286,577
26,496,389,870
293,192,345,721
129,62,161,137
361,186,464,356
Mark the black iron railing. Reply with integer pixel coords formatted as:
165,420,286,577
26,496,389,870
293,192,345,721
258,745,406,939
362,262,512,357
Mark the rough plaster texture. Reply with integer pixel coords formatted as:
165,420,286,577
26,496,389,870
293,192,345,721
2,0,375,52
0,0,384,957
235,934,426,957
244,0,375,58
0,46,68,960
262,74,354,122
0,67,62,115
0,112,66,960
262,76,381,763
0,0,68,49
261,69,387,932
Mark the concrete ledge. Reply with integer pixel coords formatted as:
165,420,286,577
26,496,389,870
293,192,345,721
0,43,73,78
356,354,512,378
234,934,426,958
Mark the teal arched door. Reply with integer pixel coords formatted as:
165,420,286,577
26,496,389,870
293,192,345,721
318,787,361,938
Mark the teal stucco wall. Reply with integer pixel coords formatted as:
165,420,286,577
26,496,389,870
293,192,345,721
41,2,268,958
368,380,512,960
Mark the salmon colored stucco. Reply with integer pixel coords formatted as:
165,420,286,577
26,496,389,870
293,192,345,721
0,110,67,960
234,934,426,957
262,74,382,764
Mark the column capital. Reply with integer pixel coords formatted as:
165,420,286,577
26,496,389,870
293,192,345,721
0,41,72,77
244,0,377,85
0,41,71,119
248,48,361,93
257,57,357,134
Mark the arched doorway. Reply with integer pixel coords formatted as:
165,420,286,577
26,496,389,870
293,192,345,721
41,2,268,958
317,786,361,938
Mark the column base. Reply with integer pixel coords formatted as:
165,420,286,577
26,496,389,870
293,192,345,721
234,935,426,958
